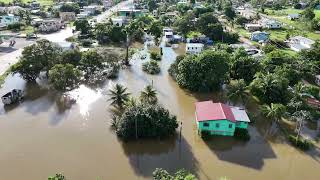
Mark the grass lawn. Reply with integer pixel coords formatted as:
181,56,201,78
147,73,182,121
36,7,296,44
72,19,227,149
2,0,54,6
263,8,320,41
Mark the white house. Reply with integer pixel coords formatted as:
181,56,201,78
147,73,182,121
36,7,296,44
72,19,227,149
164,31,173,41
287,36,315,52
163,27,173,34
244,23,262,31
186,43,204,55
288,14,300,20
0,14,20,27
264,20,282,29
111,17,127,26
83,6,97,15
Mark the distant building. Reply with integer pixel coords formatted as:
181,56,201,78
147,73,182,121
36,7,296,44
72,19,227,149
59,12,76,21
0,6,24,15
163,27,173,34
103,0,114,9
37,19,63,33
177,0,189,5
30,0,41,10
288,14,300,20
244,23,262,31
0,14,20,27
287,36,315,52
264,20,282,29
236,8,256,19
55,42,77,51
164,31,173,41
82,6,97,15
111,17,128,27
186,43,204,54
250,31,269,42
118,8,143,18
195,101,250,136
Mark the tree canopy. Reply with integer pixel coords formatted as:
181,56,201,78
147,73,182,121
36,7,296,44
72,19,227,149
171,50,230,92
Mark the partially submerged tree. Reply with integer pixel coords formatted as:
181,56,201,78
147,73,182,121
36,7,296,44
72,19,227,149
48,64,81,91
140,85,158,105
108,83,131,110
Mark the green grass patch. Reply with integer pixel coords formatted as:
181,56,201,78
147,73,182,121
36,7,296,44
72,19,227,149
0,69,11,88
2,0,54,6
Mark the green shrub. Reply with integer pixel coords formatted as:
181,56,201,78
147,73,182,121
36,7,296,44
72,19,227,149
80,39,92,47
116,104,178,140
233,128,250,141
142,60,160,74
7,22,24,31
288,135,312,151
150,51,161,61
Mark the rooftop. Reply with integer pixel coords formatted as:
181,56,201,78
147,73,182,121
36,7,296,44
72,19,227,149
230,107,251,122
195,101,236,122
186,43,204,48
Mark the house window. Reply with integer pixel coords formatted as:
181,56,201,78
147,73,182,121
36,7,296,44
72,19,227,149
216,123,220,128
203,122,209,127
236,122,241,126
229,124,233,128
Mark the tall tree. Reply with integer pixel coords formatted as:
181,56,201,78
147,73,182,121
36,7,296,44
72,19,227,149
140,85,158,105
260,103,286,123
48,64,81,91
108,84,131,109
11,40,62,81
250,73,289,104
227,79,249,105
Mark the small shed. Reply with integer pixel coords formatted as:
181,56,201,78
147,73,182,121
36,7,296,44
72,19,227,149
288,14,300,20
245,23,262,31
186,43,204,55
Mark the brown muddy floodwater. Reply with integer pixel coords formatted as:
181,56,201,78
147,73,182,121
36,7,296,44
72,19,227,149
0,45,320,180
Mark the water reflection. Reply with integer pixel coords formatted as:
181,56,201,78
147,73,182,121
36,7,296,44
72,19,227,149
121,136,199,178
67,85,103,118
203,127,277,170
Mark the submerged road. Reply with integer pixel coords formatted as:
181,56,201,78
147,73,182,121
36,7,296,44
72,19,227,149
0,0,132,76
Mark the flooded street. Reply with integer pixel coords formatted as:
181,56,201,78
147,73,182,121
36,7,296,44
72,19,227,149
0,44,320,180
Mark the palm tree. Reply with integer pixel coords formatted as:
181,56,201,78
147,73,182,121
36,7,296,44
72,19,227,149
140,85,158,105
108,84,130,109
292,110,311,140
125,96,138,108
260,103,286,123
227,79,249,105
260,103,286,136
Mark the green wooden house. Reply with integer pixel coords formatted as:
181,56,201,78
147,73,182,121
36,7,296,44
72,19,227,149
118,8,143,18
195,101,250,136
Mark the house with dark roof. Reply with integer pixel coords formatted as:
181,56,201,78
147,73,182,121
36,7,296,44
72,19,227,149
195,101,250,136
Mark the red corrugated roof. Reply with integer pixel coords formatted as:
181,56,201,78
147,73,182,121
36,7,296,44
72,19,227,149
195,101,236,122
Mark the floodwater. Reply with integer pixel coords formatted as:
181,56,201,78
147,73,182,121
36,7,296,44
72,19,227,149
0,44,320,180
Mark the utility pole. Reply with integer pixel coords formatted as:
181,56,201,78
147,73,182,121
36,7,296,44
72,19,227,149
125,33,130,66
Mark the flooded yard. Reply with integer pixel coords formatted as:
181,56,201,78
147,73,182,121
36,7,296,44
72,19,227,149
0,44,320,180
